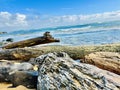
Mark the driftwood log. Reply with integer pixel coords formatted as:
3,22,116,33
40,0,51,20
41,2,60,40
2,32,60,49
0,44,120,74
0,43,120,60
83,52,120,75
37,52,120,90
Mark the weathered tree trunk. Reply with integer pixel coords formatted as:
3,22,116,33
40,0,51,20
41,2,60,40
36,52,120,90
83,52,120,75
0,43,120,60
0,44,120,74
2,32,60,49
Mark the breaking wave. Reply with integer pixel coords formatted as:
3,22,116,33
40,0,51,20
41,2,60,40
1,20,120,45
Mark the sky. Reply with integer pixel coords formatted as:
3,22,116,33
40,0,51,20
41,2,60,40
1,0,120,31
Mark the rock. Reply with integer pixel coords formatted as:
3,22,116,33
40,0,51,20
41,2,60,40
9,71,38,89
84,52,120,75
0,32,7,34
0,73,9,82
1,38,14,46
10,62,33,72
0,61,34,72
36,52,120,90
0,60,37,88
6,38,14,42
0,61,13,82
0,61,34,83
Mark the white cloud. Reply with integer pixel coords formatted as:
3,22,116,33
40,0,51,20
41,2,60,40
0,12,11,20
1,10,120,31
49,10,120,26
0,12,28,31
15,13,27,25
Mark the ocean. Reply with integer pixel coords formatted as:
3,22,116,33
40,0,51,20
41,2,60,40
1,20,120,46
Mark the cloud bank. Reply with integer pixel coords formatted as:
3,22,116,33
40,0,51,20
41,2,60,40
1,10,120,31
49,11,120,25
0,12,28,31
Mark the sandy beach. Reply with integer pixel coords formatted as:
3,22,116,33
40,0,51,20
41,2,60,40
0,83,35,90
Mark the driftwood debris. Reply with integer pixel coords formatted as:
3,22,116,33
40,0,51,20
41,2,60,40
0,43,120,60
37,52,120,90
0,44,120,74
2,32,60,49
84,52,120,75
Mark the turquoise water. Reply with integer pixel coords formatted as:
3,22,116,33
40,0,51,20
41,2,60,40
1,20,120,46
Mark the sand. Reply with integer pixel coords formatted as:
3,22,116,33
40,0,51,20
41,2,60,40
0,83,36,90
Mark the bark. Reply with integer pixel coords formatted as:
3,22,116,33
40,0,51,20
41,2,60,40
83,52,120,75
0,44,120,74
0,43,120,60
2,32,60,49
36,52,120,90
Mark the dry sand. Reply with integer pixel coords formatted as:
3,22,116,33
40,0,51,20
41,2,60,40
0,83,36,90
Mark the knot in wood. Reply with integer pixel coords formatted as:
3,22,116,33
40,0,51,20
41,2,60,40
43,32,53,39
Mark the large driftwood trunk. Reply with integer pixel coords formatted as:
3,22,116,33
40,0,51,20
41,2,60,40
2,32,60,49
83,52,120,75
0,44,120,74
36,52,120,90
0,43,120,60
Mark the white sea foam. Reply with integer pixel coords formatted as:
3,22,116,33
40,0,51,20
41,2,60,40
1,20,120,46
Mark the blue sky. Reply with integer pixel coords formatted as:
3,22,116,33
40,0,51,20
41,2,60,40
1,0,120,31
1,0,120,15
